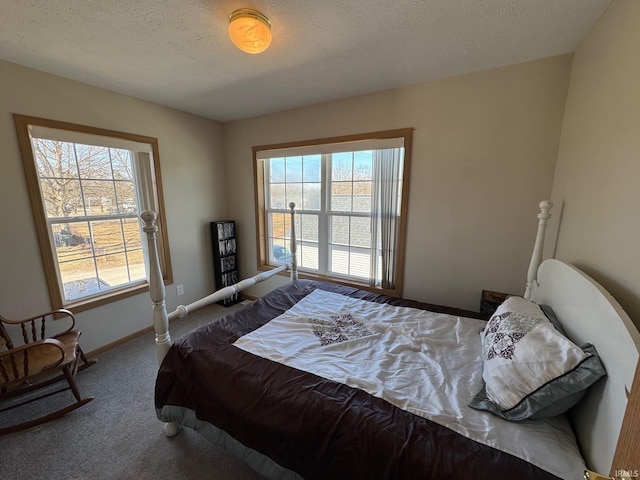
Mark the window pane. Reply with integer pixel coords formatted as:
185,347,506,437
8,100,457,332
54,221,99,301
297,215,319,270
126,249,146,282
92,219,125,256
111,149,134,181
33,140,78,180
302,155,321,182
332,152,352,181
350,217,371,248
328,245,371,279
270,238,290,264
285,183,302,209
114,180,137,214
76,145,112,180
302,182,321,211
329,245,349,275
82,180,117,216
41,178,84,218
354,151,373,180
54,224,91,257
269,212,291,264
62,271,109,301
123,218,142,251
269,157,285,183
331,215,349,245
299,241,319,270
349,248,371,279
96,252,130,288
331,182,352,211
299,214,318,242
269,183,286,209
123,217,145,280
270,212,288,239
285,156,302,182
353,182,372,212
53,207,143,301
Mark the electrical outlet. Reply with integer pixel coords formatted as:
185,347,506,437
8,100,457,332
176,284,184,296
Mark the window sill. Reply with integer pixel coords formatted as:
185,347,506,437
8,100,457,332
62,282,153,313
259,263,402,298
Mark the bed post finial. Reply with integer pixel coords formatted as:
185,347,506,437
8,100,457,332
289,202,298,281
141,210,172,365
524,200,553,300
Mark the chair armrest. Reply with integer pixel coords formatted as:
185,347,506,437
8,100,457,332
0,339,66,387
0,309,77,345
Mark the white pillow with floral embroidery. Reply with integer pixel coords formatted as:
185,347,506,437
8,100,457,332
479,296,591,411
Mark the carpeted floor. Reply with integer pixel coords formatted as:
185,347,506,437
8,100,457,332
0,302,267,480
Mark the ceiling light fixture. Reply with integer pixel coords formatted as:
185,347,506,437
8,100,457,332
228,8,272,54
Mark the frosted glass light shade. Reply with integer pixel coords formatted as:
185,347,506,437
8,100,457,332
228,9,272,54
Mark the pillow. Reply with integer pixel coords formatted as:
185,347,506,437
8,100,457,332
539,304,566,336
469,296,606,421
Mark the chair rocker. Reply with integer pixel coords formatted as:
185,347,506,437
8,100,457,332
0,308,97,435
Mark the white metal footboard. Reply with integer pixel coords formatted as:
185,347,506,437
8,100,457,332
142,202,298,366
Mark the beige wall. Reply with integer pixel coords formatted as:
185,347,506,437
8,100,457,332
0,60,225,352
549,0,640,330
11,16,634,350
223,55,572,310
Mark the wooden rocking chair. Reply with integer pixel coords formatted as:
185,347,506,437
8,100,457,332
0,308,97,435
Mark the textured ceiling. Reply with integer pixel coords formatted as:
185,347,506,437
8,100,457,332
0,0,612,122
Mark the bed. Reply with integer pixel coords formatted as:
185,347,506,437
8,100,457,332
142,201,640,479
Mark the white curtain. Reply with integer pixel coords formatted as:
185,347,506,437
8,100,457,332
370,148,403,289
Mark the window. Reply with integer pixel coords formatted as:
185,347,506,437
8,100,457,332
254,129,412,296
14,115,172,312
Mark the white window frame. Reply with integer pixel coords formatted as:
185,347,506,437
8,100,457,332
254,129,412,297
14,115,173,312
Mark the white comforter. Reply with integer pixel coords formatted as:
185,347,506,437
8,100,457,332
234,289,586,479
